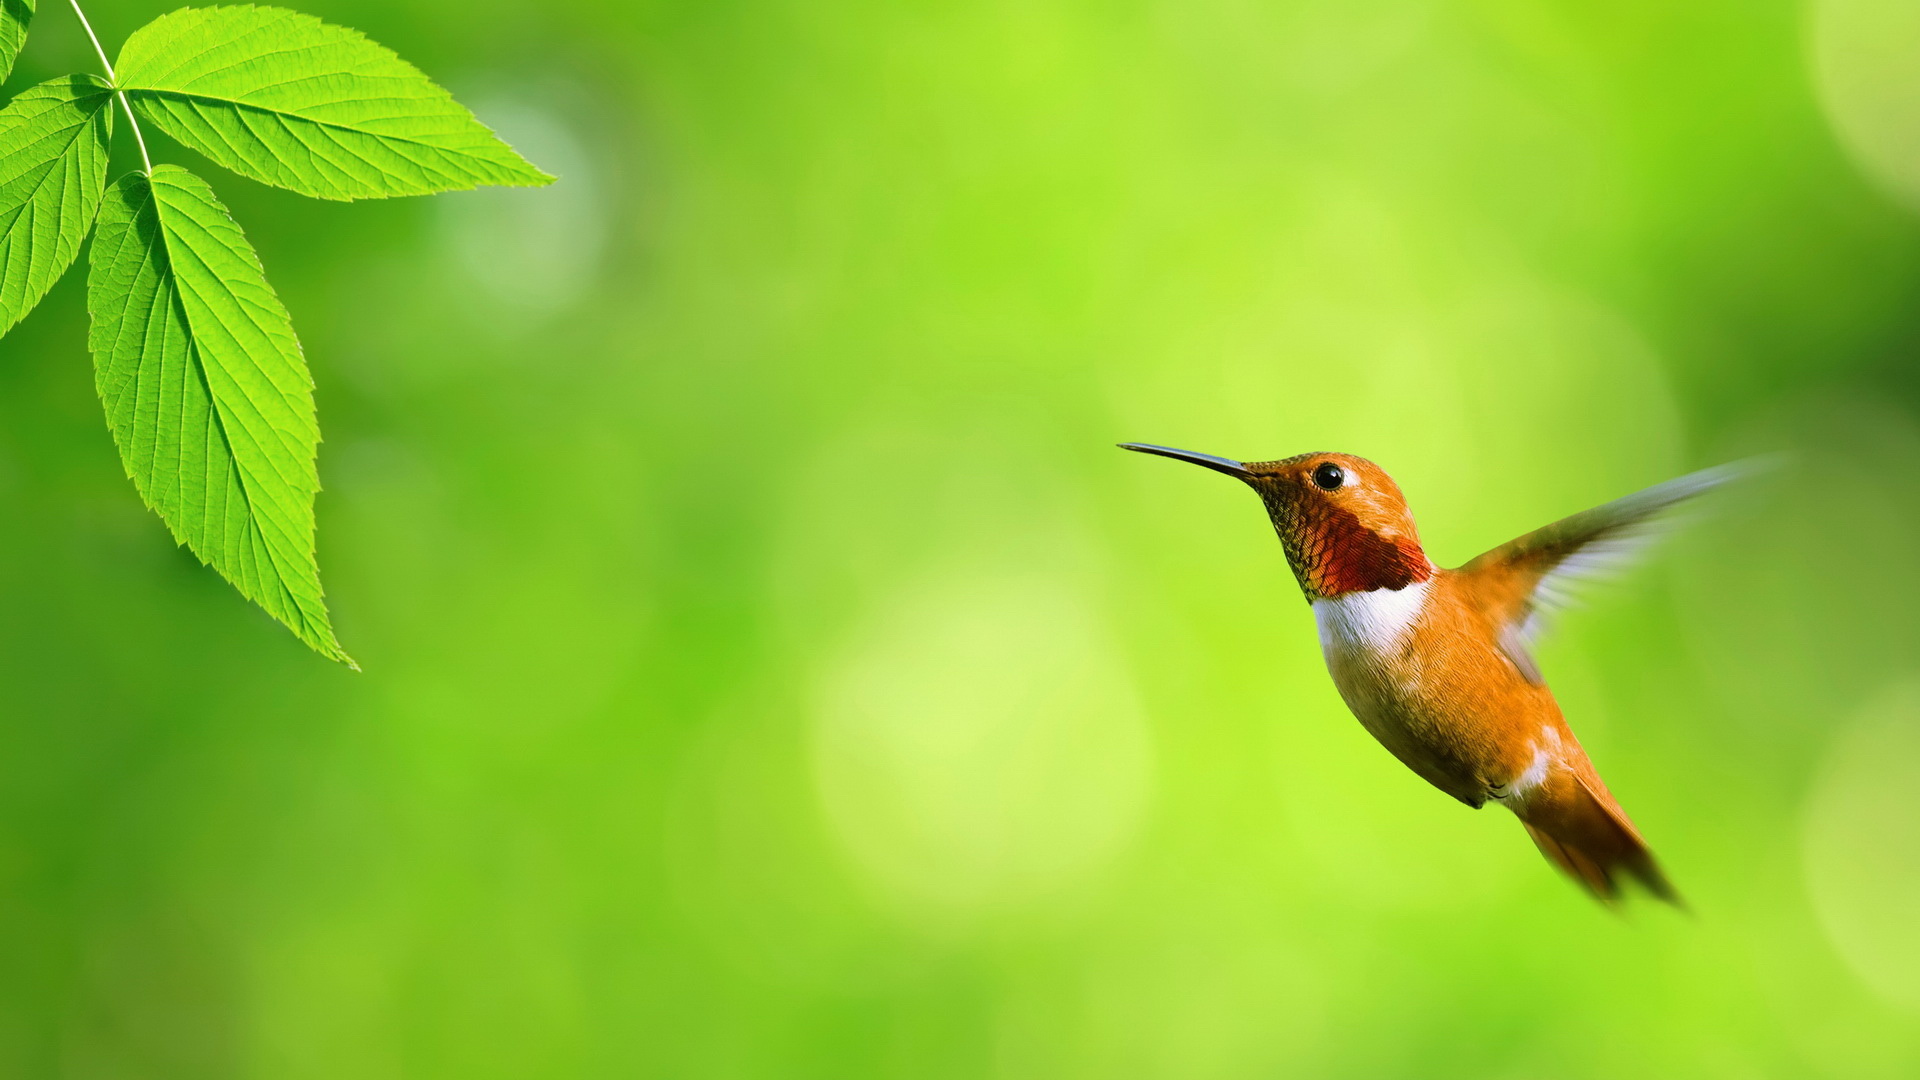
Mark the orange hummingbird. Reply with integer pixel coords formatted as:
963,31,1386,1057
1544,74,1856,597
1121,443,1746,905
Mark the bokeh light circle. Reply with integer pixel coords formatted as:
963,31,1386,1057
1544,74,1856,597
811,571,1153,924
1811,0,1920,211
1802,679,1920,1011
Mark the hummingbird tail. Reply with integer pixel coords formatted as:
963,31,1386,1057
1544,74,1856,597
1514,769,1682,908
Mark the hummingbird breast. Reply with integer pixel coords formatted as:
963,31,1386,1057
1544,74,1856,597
1311,570,1567,808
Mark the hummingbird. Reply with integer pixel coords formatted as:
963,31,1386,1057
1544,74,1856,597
1121,443,1746,905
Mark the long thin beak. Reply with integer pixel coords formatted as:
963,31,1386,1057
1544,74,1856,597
1118,442,1249,478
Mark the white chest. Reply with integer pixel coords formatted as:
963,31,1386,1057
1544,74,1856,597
1311,580,1431,660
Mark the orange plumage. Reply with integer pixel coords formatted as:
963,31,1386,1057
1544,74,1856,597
1123,444,1745,905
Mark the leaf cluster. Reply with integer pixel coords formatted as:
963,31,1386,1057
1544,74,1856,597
0,3,551,663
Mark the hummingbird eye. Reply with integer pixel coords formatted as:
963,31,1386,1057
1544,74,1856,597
1311,462,1346,491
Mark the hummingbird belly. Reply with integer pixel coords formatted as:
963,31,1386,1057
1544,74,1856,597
1312,573,1552,808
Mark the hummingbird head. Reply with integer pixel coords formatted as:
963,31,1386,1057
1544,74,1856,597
1120,444,1433,600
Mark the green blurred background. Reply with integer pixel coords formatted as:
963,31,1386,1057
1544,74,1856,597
1,0,1918,1075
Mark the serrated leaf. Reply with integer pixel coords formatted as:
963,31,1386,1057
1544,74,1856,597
87,164,350,664
0,0,31,85
115,5,552,201
0,75,112,337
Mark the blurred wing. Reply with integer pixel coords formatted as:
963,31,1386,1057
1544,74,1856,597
1461,460,1761,683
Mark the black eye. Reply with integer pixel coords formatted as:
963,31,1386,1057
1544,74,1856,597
1311,462,1345,491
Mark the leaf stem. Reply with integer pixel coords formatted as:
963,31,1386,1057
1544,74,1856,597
67,0,151,173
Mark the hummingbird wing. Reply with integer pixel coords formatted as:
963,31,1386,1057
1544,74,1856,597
1459,460,1758,684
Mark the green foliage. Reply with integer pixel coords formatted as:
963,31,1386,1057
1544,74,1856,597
117,7,553,200
89,166,344,663
0,0,29,84
0,3,550,662
0,75,111,336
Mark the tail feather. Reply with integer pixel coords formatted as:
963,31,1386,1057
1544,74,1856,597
1516,768,1680,907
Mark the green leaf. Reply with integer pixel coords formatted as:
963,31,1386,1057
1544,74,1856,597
0,0,31,85
0,74,113,337
115,5,553,201
87,164,350,664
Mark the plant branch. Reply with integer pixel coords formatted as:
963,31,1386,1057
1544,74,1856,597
68,0,151,173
